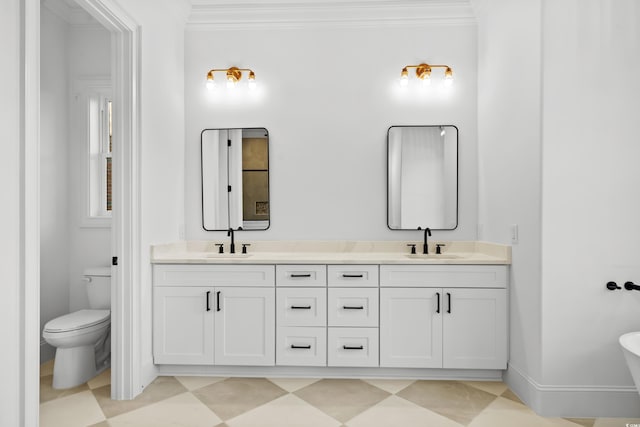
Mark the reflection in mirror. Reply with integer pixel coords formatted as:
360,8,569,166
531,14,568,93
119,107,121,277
201,128,269,231
388,125,458,230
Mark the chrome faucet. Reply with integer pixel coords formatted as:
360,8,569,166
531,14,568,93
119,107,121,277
419,227,431,254
227,228,236,254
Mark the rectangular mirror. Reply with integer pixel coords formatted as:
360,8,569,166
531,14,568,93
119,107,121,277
201,128,270,231
387,125,458,230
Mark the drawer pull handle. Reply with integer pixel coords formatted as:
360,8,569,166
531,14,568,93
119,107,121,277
291,305,312,310
290,273,312,278
206,291,211,312
436,292,440,314
216,291,221,312
291,344,312,349
447,292,451,314
342,274,364,278
343,306,364,310
343,345,364,350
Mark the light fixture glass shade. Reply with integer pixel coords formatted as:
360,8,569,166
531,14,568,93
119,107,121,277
206,72,215,90
444,67,454,86
400,68,409,87
248,71,257,90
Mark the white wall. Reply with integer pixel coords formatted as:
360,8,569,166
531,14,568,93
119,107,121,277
474,0,544,404
477,0,640,417
0,1,26,424
40,6,71,362
115,0,189,387
185,22,478,242
539,0,640,416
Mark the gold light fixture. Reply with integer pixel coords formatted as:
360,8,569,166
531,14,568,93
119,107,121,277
206,67,257,90
400,63,453,87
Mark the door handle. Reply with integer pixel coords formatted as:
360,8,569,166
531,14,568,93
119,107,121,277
342,306,364,310
290,273,312,278
343,345,364,350
447,292,451,314
216,291,221,312
436,292,440,314
291,305,312,310
342,274,364,278
206,291,211,311
291,344,312,349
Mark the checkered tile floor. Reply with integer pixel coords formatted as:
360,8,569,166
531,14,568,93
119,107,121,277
39,361,635,427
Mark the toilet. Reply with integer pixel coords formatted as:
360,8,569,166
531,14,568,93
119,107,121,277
43,267,111,389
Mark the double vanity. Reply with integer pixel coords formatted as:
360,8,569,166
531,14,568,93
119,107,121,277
151,241,511,381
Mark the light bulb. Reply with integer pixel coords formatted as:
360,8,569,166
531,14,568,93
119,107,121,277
400,68,409,87
205,72,215,91
444,67,453,86
420,75,431,87
227,77,236,89
248,71,257,90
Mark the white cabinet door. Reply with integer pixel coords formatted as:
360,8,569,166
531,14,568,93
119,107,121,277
442,288,507,369
214,287,275,366
380,288,442,368
153,286,214,365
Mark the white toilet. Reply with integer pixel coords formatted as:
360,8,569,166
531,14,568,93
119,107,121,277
43,267,111,389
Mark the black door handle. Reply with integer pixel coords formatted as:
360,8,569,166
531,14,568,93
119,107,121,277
290,273,312,278
206,291,211,311
291,344,312,349
216,291,221,311
436,292,440,314
447,292,451,313
343,345,364,350
342,306,364,310
291,305,312,310
342,274,364,278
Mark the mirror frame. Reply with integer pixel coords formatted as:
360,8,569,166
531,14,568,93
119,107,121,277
200,127,271,231
386,125,459,231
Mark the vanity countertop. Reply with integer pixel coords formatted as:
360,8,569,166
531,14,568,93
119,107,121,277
150,241,511,265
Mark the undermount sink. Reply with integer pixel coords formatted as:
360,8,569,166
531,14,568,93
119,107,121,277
405,254,461,260
204,253,253,258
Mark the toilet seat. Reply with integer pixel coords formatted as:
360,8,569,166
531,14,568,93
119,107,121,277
44,309,110,334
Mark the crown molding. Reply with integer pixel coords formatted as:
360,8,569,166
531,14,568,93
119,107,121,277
187,0,476,30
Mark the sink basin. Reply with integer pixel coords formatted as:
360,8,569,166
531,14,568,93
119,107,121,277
405,254,461,260
204,253,253,258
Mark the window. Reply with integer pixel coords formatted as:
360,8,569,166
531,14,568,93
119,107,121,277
88,95,112,218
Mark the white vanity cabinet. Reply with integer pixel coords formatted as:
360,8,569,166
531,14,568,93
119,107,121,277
153,264,275,366
379,265,508,370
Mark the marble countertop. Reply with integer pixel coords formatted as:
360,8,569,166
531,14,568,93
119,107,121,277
150,240,511,265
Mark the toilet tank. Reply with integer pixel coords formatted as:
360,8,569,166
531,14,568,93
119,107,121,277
84,267,111,309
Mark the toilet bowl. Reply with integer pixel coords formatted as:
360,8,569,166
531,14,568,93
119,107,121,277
43,268,111,389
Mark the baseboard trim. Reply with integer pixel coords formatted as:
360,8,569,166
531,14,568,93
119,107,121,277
156,364,503,382
504,363,640,418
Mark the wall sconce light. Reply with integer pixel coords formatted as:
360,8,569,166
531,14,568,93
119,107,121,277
206,67,257,91
400,63,453,87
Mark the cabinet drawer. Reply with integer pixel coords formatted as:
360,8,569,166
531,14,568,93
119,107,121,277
154,264,275,287
327,265,379,287
276,265,327,287
379,265,508,288
328,288,379,327
276,327,327,366
327,327,378,367
277,288,326,327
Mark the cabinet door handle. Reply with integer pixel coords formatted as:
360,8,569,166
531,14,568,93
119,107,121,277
342,306,364,310
216,291,221,312
291,305,312,310
436,292,440,314
290,273,312,278
343,345,364,350
447,292,451,314
342,274,364,278
206,291,211,312
291,344,312,349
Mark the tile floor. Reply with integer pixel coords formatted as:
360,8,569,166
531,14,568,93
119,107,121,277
39,361,638,427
